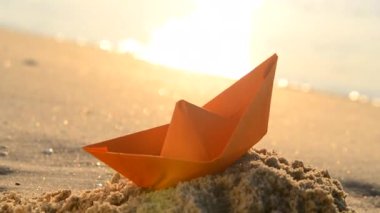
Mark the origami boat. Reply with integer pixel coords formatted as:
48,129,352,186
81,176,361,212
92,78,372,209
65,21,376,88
84,54,278,189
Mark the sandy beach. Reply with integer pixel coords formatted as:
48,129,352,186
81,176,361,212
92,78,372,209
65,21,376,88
0,28,379,212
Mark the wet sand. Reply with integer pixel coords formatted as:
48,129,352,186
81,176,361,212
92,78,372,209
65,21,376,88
0,28,379,212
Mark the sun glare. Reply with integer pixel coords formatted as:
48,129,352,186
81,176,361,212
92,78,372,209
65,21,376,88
126,0,263,79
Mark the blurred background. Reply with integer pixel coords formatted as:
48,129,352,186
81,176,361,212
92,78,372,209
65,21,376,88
0,0,379,101
1,1,380,209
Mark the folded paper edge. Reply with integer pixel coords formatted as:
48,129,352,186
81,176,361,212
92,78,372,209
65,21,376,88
83,54,278,163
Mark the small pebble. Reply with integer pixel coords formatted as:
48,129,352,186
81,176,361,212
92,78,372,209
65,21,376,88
256,149,267,155
0,151,8,157
22,58,38,67
265,156,280,169
278,157,289,165
106,191,124,205
321,170,330,178
42,148,54,155
15,182,21,186
290,168,305,180
250,152,261,161
292,160,304,169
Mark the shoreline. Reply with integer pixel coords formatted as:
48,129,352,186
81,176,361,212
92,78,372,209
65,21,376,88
3,25,380,102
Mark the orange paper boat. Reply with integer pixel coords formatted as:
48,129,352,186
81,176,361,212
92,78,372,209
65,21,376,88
84,54,278,189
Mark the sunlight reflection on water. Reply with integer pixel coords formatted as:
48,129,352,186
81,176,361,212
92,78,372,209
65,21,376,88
84,34,380,106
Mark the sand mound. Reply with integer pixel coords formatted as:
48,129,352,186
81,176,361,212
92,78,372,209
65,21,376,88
1,149,353,212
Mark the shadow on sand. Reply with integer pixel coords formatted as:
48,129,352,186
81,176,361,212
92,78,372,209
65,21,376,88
342,180,380,197
0,166,13,175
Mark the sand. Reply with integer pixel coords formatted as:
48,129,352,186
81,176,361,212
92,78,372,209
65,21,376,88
0,28,379,212
1,149,352,212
